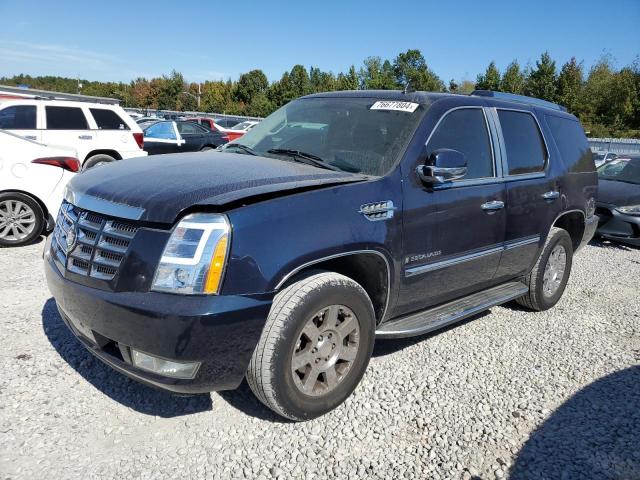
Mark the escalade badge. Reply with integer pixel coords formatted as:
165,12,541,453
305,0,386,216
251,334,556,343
66,227,77,253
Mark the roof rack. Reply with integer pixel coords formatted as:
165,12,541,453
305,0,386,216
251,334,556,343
0,85,120,105
470,90,567,112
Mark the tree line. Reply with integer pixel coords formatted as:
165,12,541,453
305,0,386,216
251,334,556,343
2,49,639,137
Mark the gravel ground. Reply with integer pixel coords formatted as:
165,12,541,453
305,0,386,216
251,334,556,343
1,239,639,480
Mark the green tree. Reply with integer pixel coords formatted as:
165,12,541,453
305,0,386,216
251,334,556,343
156,70,184,110
475,61,501,91
336,65,359,90
500,60,525,94
309,67,337,93
235,69,268,105
393,49,444,91
525,52,557,101
359,57,396,90
556,57,583,114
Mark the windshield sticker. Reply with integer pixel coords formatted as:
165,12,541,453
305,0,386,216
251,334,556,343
370,101,419,113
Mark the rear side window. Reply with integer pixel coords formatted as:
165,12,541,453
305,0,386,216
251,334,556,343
0,105,37,129
426,108,494,179
498,110,547,175
90,108,129,130
45,106,88,130
177,122,206,134
545,115,593,173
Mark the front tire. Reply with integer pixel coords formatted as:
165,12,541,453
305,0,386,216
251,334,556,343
516,227,573,311
0,192,44,247
247,271,376,421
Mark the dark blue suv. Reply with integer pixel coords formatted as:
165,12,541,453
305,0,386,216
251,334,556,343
44,90,597,420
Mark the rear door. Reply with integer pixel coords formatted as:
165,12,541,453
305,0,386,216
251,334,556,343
41,105,92,161
0,103,40,142
143,122,183,155
398,106,507,315
491,108,560,280
176,122,207,151
88,107,133,153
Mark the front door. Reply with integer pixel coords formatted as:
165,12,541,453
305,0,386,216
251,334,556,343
398,107,506,316
143,122,183,155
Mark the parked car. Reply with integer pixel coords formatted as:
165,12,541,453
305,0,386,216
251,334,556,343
595,155,640,246
214,117,242,128
143,120,228,155
225,120,261,142
0,130,79,246
0,98,146,170
593,151,617,168
44,90,597,421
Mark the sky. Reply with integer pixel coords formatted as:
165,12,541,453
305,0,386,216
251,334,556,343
0,0,638,85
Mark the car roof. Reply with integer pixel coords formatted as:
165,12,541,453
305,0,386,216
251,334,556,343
301,90,576,119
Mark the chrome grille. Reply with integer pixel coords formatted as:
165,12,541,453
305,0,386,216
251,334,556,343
51,201,138,281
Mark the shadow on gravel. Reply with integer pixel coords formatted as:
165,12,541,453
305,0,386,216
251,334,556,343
41,298,213,418
372,311,490,358
217,380,292,424
510,366,640,480
589,237,637,251
3,235,44,248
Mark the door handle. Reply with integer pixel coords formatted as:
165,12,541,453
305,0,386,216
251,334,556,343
542,190,560,201
481,200,505,213
78,135,93,140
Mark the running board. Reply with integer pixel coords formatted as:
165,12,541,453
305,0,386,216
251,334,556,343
376,281,528,339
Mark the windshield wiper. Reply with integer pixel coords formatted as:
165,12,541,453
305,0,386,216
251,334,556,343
266,149,342,172
224,143,257,155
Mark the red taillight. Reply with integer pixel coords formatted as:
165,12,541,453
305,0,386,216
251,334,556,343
133,132,144,149
221,134,230,143
32,156,81,172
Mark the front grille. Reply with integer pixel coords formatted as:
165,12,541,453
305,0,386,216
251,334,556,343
51,201,139,281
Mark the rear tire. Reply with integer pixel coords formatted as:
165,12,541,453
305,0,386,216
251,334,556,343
0,192,44,247
200,146,214,151
83,154,115,170
246,271,376,421
516,227,573,311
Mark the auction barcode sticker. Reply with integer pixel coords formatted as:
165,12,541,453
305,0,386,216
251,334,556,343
370,101,419,113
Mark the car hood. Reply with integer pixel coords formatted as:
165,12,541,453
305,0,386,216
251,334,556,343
67,152,367,223
597,179,640,207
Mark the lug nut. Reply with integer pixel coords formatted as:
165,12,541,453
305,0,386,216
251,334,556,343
332,343,336,349
311,347,317,353
328,333,332,338
315,358,320,363
318,335,323,341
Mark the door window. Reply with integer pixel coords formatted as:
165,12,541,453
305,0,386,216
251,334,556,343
145,122,177,140
426,108,494,180
45,106,89,130
177,122,206,135
90,108,129,130
0,105,37,129
497,110,547,175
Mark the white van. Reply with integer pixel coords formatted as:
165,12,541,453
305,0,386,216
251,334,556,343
0,98,147,169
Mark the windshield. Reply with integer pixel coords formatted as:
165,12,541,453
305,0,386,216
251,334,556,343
231,121,252,130
597,157,640,184
221,96,427,176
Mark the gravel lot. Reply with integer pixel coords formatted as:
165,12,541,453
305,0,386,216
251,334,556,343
1,239,639,479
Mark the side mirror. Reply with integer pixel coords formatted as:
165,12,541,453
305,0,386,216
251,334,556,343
416,148,467,185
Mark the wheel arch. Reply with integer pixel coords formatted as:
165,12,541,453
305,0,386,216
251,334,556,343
552,209,585,251
84,149,122,163
275,250,391,325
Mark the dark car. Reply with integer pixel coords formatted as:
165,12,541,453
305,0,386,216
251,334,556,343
44,90,597,421
142,120,228,155
595,155,640,246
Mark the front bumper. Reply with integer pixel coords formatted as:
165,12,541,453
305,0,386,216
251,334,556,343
595,204,640,246
44,238,272,393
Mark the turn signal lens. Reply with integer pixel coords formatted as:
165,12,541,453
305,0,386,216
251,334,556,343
204,234,228,294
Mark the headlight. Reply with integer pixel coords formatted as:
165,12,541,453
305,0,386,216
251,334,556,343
615,205,640,216
152,213,230,294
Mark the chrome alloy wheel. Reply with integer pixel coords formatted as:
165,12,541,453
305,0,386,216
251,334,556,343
291,305,360,397
0,200,36,242
543,244,567,298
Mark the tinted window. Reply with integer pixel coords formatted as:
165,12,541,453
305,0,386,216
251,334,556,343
0,105,37,129
545,115,593,173
597,158,640,184
426,108,494,179
145,122,176,140
45,106,88,130
498,110,547,175
90,108,129,130
177,122,206,134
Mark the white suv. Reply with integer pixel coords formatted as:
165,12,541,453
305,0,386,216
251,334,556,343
0,98,147,169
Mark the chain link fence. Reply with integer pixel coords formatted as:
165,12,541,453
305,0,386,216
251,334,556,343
589,137,640,155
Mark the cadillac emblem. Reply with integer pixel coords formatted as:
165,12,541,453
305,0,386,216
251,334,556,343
66,227,77,253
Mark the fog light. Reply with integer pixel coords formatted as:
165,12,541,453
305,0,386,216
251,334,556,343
131,350,200,379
